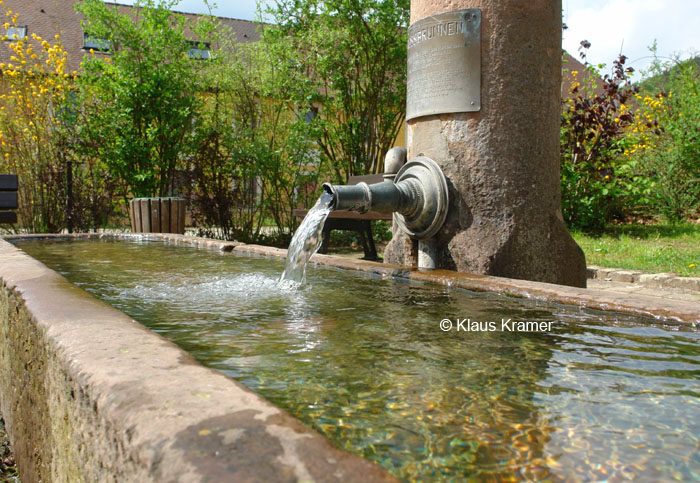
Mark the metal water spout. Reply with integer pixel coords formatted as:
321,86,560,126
322,147,449,241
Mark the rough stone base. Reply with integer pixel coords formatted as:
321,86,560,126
384,216,587,288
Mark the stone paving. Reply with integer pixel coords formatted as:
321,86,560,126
588,265,700,292
586,265,700,305
587,278,700,303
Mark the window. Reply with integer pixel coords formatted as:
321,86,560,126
83,32,111,52
304,107,318,123
187,40,210,60
4,25,27,40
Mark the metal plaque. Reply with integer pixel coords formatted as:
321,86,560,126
406,9,481,120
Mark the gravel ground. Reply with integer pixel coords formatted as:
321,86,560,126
0,416,18,483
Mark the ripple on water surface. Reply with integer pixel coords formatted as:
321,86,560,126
15,238,700,482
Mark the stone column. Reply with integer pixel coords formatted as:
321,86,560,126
384,0,587,287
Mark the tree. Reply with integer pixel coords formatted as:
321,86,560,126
187,20,322,242
76,0,206,198
261,0,409,182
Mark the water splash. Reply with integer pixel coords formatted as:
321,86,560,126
280,191,334,284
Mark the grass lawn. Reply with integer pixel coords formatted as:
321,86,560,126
571,223,700,277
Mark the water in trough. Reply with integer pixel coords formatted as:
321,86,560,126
15,238,700,481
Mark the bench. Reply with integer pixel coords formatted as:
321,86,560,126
293,174,392,260
0,174,18,224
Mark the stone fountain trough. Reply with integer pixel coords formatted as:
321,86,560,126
1,233,698,481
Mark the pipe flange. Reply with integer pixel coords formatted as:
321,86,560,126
393,156,449,240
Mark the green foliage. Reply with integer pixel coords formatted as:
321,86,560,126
261,0,409,182
564,41,700,227
327,220,392,249
64,90,124,231
635,56,700,222
560,44,645,230
186,21,322,242
76,0,205,198
637,46,700,94
373,220,392,242
4,0,409,238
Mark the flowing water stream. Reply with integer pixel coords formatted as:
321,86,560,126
280,191,334,284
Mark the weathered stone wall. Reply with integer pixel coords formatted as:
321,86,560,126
0,238,395,482
0,282,149,482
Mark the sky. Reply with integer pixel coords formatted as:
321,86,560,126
563,0,699,76
115,0,698,77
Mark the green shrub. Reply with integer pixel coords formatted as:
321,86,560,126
187,28,324,242
560,44,644,230
76,0,204,198
637,59,700,222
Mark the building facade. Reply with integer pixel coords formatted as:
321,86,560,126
1,0,260,73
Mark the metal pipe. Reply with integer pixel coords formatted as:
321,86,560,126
322,156,449,240
322,179,422,216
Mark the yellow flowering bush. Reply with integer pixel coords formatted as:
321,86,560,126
0,0,74,231
623,93,665,157
560,46,648,229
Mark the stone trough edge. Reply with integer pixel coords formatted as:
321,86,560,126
0,235,396,482
227,239,699,325
156,234,696,325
